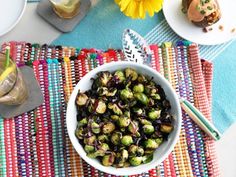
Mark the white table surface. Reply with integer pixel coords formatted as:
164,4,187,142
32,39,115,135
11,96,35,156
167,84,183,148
0,3,236,177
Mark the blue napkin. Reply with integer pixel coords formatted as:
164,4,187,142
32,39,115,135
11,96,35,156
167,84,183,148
212,41,236,132
52,0,162,49
53,0,236,133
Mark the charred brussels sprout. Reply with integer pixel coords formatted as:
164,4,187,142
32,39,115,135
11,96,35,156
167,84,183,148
76,93,88,106
120,88,134,101
108,103,123,115
95,100,107,114
136,147,144,156
142,154,153,164
107,88,117,97
110,115,119,121
75,126,84,139
144,139,159,149
84,145,95,153
143,125,155,134
78,118,87,126
97,87,108,96
134,93,149,105
137,74,148,83
129,157,142,166
84,135,96,145
102,153,115,166
117,116,131,128
128,120,139,134
91,122,101,134
139,118,152,125
97,71,112,86
160,124,173,133
133,83,144,93
98,134,108,143
129,145,138,155
125,68,138,81
114,70,125,83
111,132,122,145
148,110,161,120
121,135,133,146
132,107,143,116
102,122,115,134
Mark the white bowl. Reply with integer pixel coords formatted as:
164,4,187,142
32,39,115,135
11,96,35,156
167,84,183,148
66,61,182,176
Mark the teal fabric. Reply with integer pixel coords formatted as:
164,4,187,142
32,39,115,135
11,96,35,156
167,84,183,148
53,0,236,133
212,41,236,133
53,0,163,49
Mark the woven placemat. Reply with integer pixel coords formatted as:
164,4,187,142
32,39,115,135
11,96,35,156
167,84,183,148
0,41,219,176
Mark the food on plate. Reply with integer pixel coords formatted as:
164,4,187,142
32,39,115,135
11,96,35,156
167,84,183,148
182,0,221,27
75,68,174,167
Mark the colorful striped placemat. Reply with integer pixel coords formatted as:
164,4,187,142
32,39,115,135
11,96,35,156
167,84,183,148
0,41,219,176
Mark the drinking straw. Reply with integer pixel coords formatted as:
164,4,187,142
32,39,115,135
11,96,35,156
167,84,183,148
4,47,10,69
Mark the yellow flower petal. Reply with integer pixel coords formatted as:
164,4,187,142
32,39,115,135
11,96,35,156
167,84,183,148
115,0,163,19
143,0,155,17
120,0,132,12
139,1,146,19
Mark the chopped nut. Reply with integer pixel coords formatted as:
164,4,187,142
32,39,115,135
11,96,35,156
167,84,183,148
202,27,208,33
231,28,235,33
219,25,224,31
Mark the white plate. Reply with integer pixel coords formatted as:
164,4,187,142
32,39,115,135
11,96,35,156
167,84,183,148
163,0,236,45
0,0,26,36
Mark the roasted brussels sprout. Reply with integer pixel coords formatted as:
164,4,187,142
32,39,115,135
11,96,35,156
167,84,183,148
128,120,139,134
144,139,159,149
84,135,96,145
139,118,152,125
91,122,101,134
76,93,88,106
78,117,88,126
98,134,108,143
95,100,107,114
133,83,144,93
160,124,174,133
102,153,115,166
108,103,123,115
84,145,95,153
121,135,133,146
114,70,125,83
111,131,122,145
143,125,155,134
142,154,153,164
97,71,112,86
97,87,108,96
132,107,143,116
110,115,119,121
103,122,115,134
75,68,174,167
129,156,142,166
134,93,149,105
117,116,131,128
125,68,138,81
148,110,161,120
137,74,147,83
120,88,134,101
75,126,84,139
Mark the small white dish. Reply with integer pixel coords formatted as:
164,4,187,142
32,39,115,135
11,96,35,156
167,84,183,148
66,61,182,176
163,0,236,45
0,0,26,36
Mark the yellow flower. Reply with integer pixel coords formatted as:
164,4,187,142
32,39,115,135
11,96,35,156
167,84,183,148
115,0,163,19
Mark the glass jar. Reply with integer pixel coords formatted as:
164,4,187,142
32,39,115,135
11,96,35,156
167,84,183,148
49,0,81,19
0,53,28,105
